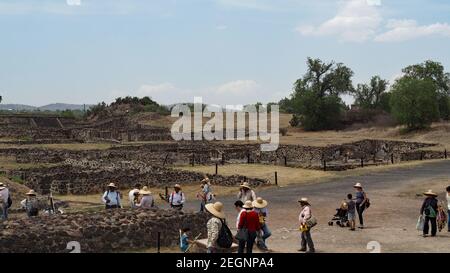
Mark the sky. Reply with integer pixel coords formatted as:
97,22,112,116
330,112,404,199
0,0,450,107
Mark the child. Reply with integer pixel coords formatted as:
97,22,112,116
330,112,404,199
180,227,191,252
347,194,356,231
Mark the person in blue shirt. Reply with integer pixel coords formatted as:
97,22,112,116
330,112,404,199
180,227,191,252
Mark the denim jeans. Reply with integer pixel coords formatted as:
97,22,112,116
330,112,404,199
257,224,272,248
238,231,257,253
300,230,315,251
1,203,7,220
356,202,366,226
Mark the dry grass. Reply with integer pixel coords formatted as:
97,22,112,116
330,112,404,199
0,156,55,170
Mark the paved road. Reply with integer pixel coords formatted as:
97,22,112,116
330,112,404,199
186,160,450,213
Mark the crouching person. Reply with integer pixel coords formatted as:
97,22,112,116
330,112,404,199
102,183,122,209
20,190,39,218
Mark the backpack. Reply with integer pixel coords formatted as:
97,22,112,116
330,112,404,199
216,219,233,249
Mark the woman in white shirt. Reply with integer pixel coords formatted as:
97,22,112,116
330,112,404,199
137,187,155,209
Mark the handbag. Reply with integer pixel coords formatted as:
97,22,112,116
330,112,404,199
305,216,318,229
235,211,249,241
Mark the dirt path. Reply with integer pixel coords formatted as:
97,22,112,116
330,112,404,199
183,160,450,253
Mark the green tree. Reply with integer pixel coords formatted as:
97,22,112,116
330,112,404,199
353,76,388,109
285,57,353,130
390,77,439,130
402,60,450,120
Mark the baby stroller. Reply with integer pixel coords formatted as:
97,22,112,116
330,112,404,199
328,201,350,227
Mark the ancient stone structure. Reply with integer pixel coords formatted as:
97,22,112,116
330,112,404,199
0,209,208,253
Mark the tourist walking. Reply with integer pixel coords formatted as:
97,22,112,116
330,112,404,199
128,183,141,209
420,190,439,237
447,186,450,232
102,183,122,209
169,184,185,210
205,202,226,253
136,186,155,209
237,182,256,203
20,190,39,217
253,197,271,250
354,183,369,229
0,182,10,220
236,200,261,253
198,177,212,212
234,200,245,229
298,197,315,253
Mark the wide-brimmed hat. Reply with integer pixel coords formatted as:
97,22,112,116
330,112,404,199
243,200,253,209
26,189,37,196
201,177,210,183
298,197,309,204
353,183,363,188
253,197,268,209
205,202,226,219
107,183,117,188
139,186,152,195
423,189,438,197
174,184,182,189
240,182,251,189
0,182,5,190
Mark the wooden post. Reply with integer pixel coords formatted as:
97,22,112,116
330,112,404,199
275,171,278,186
192,154,195,166
221,153,225,165
445,149,447,159
420,152,423,161
391,154,394,164
215,163,218,175
165,187,168,201
284,156,287,166
157,232,161,253
360,158,364,168
323,159,327,172
247,152,250,164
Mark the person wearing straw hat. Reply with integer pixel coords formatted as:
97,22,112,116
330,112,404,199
253,197,271,251
20,190,39,217
0,182,10,220
237,200,261,253
205,202,226,253
198,176,212,212
237,182,256,203
128,183,142,209
102,183,122,209
298,197,315,253
420,189,439,237
354,182,369,229
136,186,155,209
169,184,186,210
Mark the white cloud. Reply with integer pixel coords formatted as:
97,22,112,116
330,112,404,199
66,0,81,6
215,25,228,30
215,80,259,95
296,0,382,42
375,19,450,42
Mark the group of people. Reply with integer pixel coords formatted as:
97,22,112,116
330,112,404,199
0,182,41,219
418,186,450,237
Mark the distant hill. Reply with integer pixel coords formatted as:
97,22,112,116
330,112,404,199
0,103,92,111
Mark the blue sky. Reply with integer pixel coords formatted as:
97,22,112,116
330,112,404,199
1,0,450,106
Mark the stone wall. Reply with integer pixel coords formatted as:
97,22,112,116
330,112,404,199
0,209,208,253
9,161,270,195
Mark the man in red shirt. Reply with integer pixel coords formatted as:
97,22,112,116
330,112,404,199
237,200,261,253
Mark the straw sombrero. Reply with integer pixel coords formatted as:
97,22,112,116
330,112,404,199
298,197,309,204
139,186,152,195
174,184,182,189
107,183,117,188
423,189,438,197
0,182,5,190
243,200,253,209
201,177,210,183
253,197,268,209
240,182,251,189
205,202,226,219
353,183,363,188
26,189,37,196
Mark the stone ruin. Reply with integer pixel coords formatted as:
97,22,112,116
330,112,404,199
0,208,208,253
9,160,270,195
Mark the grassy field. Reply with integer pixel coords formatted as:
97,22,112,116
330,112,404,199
0,156,56,170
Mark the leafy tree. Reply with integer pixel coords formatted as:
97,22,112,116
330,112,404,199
285,57,354,130
402,60,450,120
353,76,388,109
390,77,439,130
